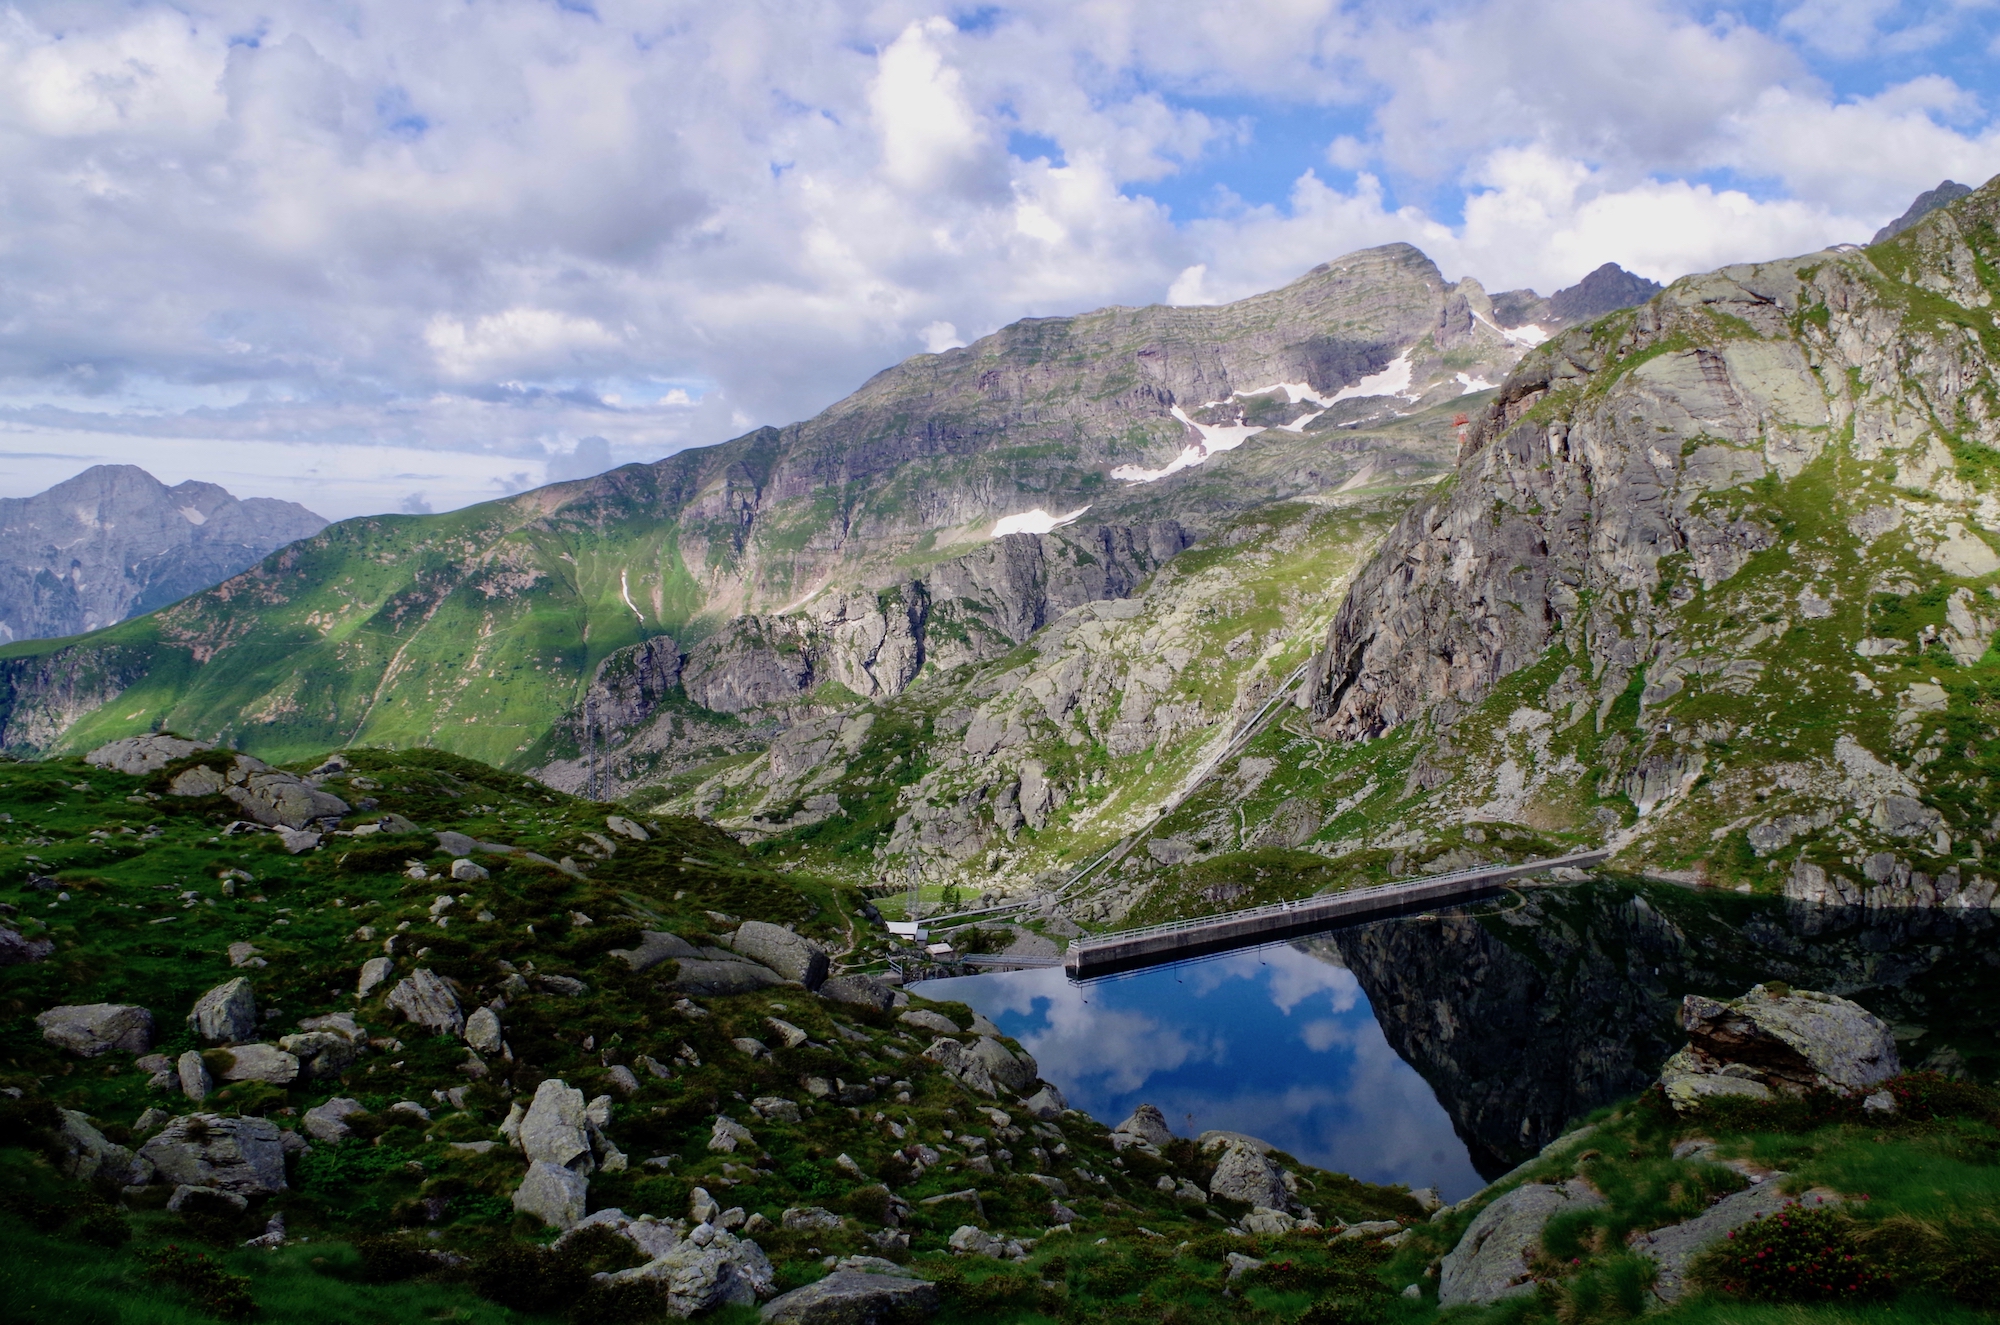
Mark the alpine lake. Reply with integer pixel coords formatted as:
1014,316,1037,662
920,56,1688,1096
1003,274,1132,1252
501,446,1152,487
917,878,2000,1202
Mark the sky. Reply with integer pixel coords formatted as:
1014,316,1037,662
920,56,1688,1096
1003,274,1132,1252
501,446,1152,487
2,0,1998,520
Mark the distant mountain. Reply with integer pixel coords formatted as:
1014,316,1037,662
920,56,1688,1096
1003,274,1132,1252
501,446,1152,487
1488,262,1665,334
1874,180,1973,244
0,466,325,643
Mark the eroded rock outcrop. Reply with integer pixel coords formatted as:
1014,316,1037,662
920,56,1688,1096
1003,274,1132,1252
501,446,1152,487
1659,984,1898,1108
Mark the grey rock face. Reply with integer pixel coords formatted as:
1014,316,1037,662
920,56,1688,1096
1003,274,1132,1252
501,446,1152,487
37,1002,153,1056
0,465,325,644
519,1078,594,1173
760,1270,940,1324
970,1037,1039,1095
1633,1182,1839,1301
0,924,54,965
667,959,785,997
1439,1179,1605,1307
166,755,349,828
599,1225,776,1314
817,974,897,1012
1664,985,1898,1103
1114,1104,1174,1148
177,1050,212,1102
356,957,394,998
277,1024,360,1080
921,1038,995,1096
85,733,214,775
188,978,258,1044
303,1098,365,1144
216,1043,300,1084
138,1113,288,1196
1021,1085,1067,1120
55,1109,145,1185
385,969,464,1036
1208,1141,1291,1210
464,1006,505,1055
727,921,828,989
514,1160,589,1229
898,1010,960,1035
611,930,701,972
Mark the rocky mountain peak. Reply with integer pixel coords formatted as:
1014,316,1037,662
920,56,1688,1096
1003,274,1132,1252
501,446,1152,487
1873,179,1973,244
0,464,325,644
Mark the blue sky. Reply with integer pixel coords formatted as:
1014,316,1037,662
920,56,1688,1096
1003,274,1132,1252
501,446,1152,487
0,0,1996,517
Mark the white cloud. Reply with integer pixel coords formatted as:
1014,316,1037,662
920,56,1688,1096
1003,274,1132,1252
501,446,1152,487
0,0,1993,518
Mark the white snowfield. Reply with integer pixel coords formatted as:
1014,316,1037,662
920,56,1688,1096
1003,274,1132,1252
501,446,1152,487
1112,358,1433,486
991,505,1091,538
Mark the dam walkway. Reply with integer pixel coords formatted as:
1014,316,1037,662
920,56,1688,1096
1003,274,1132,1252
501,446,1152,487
1063,849,1612,979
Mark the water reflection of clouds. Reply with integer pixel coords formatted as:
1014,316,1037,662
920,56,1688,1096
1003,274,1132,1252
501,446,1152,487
919,940,1485,1201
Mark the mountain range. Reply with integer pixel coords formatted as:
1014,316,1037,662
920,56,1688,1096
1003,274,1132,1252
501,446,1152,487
0,174,1993,922
0,466,323,646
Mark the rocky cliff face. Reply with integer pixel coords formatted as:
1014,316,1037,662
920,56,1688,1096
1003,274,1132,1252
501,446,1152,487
1279,176,2000,891
0,466,324,643
1322,883,2000,1176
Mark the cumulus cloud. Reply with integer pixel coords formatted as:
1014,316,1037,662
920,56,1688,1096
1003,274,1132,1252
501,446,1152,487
0,0,1993,518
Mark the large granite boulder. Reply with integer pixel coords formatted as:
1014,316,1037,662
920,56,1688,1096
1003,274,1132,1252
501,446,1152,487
188,978,257,1044
215,1043,299,1084
1208,1140,1290,1210
464,1007,505,1055
760,1270,939,1324
1633,1181,1841,1301
54,1109,147,1186
666,959,786,997
0,924,54,965
385,969,464,1036
1660,985,1899,1108
37,1003,153,1057
1113,1103,1173,1149
519,1078,593,1173
922,1038,995,1096
817,974,897,1013
968,1037,1038,1094
598,1224,776,1315
514,1160,589,1229
278,1015,362,1079
138,1114,288,1196
726,921,829,990
168,754,349,828
609,930,699,972
1439,1179,1605,1307
85,734,213,775
303,1098,366,1144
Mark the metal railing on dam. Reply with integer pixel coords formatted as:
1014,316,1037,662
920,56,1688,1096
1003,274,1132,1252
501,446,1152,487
1062,849,1613,980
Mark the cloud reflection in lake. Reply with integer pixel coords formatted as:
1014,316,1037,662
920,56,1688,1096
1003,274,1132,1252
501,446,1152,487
917,940,1486,1202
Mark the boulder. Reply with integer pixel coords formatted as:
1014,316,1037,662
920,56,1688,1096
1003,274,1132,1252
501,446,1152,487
557,1208,684,1260
169,1184,248,1214
922,1038,995,1096
0,924,54,965
139,1114,288,1196
386,969,464,1036
727,922,829,990
188,978,258,1044
514,1160,589,1229
1243,1208,1299,1236
781,1207,845,1232
356,957,394,999
709,1116,756,1153
605,816,650,842
760,1271,940,1324
817,974,897,1013
1663,985,1899,1107
1333,1219,1402,1241
37,1003,153,1057
520,1078,593,1173
276,1027,359,1080
230,766,350,829
464,1006,505,1055
54,1109,145,1185
898,1010,960,1035
85,734,213,775
216,1043,300,1085
606,1065,640,1096
969,1037,1038,1094
1021,1085,1067,1120
226,941,266,969
1208,1141,1289,1210
449,858,488,882
1114,1103,1174,1148
597,1225,776,1316
177,1050,212,1102
670,959,787,997
303,1098,365,1144
610,930,701,973
1634,1183,1841,1301
751,1097,801,1123
1198,1130,1274,1155
1438,1179,1605,1307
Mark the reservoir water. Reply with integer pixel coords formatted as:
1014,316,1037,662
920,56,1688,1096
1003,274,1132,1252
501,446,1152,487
921,938,1489,1201
916,880,2000,1204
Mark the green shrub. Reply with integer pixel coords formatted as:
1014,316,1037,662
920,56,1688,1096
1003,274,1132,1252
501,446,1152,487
1689,1203,1889,1301
347,1234,449,1284
1885,1072,1996,1122
471,1241,592,1314
145,1244,256,1320
72,1209,130,1248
